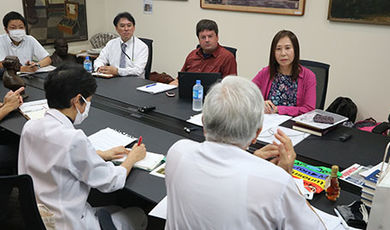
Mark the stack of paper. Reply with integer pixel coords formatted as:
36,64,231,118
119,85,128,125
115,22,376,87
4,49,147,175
88,127,137,151
137,82,177,94
19,99,49,120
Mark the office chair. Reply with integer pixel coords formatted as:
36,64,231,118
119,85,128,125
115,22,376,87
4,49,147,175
139,38,153,80
196,45,237,58
0,174,46,229
300,60,330,110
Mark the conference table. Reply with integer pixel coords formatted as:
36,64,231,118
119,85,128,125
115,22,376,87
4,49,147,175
2,72,390,222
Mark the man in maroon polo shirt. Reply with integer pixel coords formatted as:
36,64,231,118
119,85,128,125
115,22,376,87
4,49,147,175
170,19,237,85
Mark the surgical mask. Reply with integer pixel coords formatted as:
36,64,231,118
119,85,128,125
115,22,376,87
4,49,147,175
74,96,90,125
9,29,26,42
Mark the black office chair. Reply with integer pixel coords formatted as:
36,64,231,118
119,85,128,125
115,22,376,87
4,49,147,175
139,38,153,80
196,44,237,58
0,174,46,229
300,60,330,110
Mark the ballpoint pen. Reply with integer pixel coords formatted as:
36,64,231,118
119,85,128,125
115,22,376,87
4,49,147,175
145,83,157,88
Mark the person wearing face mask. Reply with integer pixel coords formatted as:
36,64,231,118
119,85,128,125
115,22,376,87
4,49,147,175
0,11,51,72
18,63,148,230
252,30,316,117
50,38,77,66
94,12,148,78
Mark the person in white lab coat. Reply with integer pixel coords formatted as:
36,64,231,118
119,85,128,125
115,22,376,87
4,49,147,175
18,63,147,230
165,76,326,229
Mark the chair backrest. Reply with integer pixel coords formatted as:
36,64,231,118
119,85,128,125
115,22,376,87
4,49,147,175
139,38,153,79
196,45,237,58
299,60,330,110
0,174,46,229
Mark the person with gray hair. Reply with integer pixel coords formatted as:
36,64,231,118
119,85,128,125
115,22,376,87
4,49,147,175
165,76,325,229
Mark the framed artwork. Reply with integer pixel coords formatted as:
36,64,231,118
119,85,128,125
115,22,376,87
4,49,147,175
200,0,305,16
22,0,88,45
328,0,390,26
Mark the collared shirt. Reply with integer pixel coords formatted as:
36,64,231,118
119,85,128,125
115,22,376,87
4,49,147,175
165,140,325,230
181,44,237,77
94,36,148,78
0,34,49,65
18,109,127,230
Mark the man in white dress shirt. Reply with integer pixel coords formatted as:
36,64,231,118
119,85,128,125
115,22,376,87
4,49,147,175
94,12,148,78
165,76,325,229
18,63,147,230
0,11,51,72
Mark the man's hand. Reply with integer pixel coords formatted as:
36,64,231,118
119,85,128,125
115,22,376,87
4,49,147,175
98,146,129,161
274,129,296,174
97,66,118,76
21,61,39,72
3,87,24,111
254,144,279,164
264,100,278,114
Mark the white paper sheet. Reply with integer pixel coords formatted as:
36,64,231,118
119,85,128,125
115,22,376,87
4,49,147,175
257,126,309,146
260,114,292,134
149,196,167,219
187,113,203,126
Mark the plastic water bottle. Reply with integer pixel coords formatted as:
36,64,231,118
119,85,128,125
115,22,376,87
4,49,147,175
83,56,93,73
192,80,203,111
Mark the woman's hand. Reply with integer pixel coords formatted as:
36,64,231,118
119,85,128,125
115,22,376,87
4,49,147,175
264,100,278,114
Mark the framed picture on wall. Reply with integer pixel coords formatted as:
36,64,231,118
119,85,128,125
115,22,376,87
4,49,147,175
200,0,305,16
328,0,390,26
22,0,88,45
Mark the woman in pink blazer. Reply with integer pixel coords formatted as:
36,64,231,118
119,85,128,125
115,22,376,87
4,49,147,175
252,30,316,117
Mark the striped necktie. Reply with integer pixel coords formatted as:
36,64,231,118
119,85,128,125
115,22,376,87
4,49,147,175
119,42,127,68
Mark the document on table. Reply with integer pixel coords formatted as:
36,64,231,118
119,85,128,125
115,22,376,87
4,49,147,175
18,99,49,120
88,127,137,151
36,65,56,73
257,126,309,146
261,114,292,134
187,113,203,126
149,196,167,219
137,82,177,94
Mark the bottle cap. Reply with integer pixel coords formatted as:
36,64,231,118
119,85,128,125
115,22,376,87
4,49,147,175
86,56,90,60
196,80,201,84
331,165,339,177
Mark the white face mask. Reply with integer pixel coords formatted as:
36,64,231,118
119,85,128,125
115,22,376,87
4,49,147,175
74,96,90,125
8,29,26,42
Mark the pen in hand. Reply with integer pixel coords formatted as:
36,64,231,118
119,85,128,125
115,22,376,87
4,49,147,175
137,136,143,146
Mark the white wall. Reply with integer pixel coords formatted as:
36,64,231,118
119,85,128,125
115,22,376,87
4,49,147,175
2,0,390,121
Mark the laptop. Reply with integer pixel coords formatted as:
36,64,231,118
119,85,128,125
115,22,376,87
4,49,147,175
178,72,222,99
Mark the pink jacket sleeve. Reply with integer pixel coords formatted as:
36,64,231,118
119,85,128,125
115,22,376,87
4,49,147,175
277,66,316,116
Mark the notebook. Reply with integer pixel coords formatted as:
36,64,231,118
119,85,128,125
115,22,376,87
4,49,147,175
88,127,137,151
178,72,222,99
113,152,165,171
19,99,49,120
137,82,177,94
